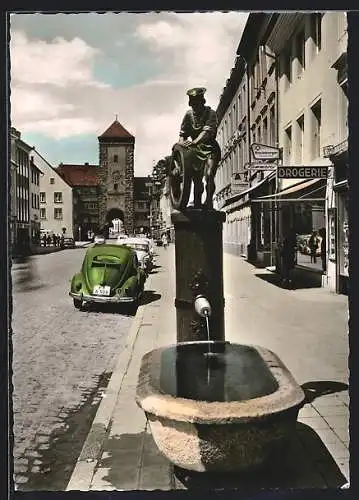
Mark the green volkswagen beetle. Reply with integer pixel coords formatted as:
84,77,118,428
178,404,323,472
69,244,146,310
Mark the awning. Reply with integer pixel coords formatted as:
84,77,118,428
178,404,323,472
223,171,276,208
252,178,326,203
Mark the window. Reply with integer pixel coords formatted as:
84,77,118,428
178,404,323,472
257,121,262,144
262,116,268,144
284,126,292,163
311,100,321,159
54,208,63,219
50,177,55,184
114,183,118,191
296,30,306,74
283,49,292,87
311,13,322,52
269,106,276,145
40,208,46,219
40,192,46,203
54,192,63,203
338,80,348,140
250,67,255,103
296,115,304,163
114,154,118,162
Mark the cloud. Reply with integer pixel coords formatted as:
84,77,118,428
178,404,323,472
10,12,248,175
10,30,106,88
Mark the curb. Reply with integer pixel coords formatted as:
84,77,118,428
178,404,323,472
66,300,147,491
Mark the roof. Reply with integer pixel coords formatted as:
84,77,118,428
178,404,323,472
56,163,99,187
31,148,71,186
98,119,135,143
85,244,133,261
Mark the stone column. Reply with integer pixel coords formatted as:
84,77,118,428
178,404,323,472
172,209,226,343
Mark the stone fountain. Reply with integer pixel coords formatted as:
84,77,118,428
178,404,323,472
136,142,305,473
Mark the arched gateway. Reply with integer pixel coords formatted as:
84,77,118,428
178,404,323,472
98,118,135,235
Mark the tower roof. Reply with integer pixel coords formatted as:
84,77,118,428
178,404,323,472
56,163,99,187
98,119,134,143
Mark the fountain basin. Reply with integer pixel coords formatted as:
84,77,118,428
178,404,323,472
136,341,305,472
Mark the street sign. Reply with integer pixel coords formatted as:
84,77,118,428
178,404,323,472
277,166,329,179
247,162,278,171
251,143,281,160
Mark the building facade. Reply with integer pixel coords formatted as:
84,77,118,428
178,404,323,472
56,163,99,240
264,12,348,293
29,154,42,244
10,127,42,254
215,13,278,266
10,131,18,251
133,177,151,233
35,150,74,238
159,177,173,241
98,119,135,235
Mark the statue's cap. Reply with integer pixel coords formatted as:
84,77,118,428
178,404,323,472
186,87,206,98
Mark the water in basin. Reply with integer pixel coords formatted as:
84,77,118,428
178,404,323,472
160,342,279,403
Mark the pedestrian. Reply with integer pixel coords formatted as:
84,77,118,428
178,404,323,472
52,233,57,247
47,234,52,247
318,227,327,273
280,232,297,288
60,234,65,248
42,233,47,247
162,233,168,249
309,230,319,264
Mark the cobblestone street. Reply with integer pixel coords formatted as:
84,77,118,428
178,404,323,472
11,248,133,490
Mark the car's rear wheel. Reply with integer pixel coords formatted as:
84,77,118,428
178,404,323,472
73,298,82,310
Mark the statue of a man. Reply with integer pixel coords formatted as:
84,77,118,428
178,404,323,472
178,87,221,209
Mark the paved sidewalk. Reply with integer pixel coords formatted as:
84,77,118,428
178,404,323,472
67,246,350,491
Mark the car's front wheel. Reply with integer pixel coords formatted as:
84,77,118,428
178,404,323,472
73,298,82,310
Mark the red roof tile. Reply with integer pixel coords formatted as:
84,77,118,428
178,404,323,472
99,119,134,140
56,164,99,187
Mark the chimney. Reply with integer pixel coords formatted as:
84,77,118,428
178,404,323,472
84,162,89,166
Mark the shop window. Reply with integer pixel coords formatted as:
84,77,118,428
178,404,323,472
311,100,321,160
40,192,46,203
296,115,304,164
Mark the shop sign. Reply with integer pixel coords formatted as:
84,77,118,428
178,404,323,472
328,208,336,262
251,143,281,160
278,166,329,179
323,139,348,158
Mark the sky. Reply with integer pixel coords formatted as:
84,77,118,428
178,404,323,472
10,12,248,176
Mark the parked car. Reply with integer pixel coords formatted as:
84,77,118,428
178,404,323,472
116,234,129,245
62,237,76,249
69,244,146,310
121,237,152,273
94,234,106,245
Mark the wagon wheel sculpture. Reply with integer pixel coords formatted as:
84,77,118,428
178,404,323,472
169,144,194,210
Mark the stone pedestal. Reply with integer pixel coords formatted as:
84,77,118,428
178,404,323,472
171,209,226,343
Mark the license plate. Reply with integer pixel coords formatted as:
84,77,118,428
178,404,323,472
93,285,111,296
